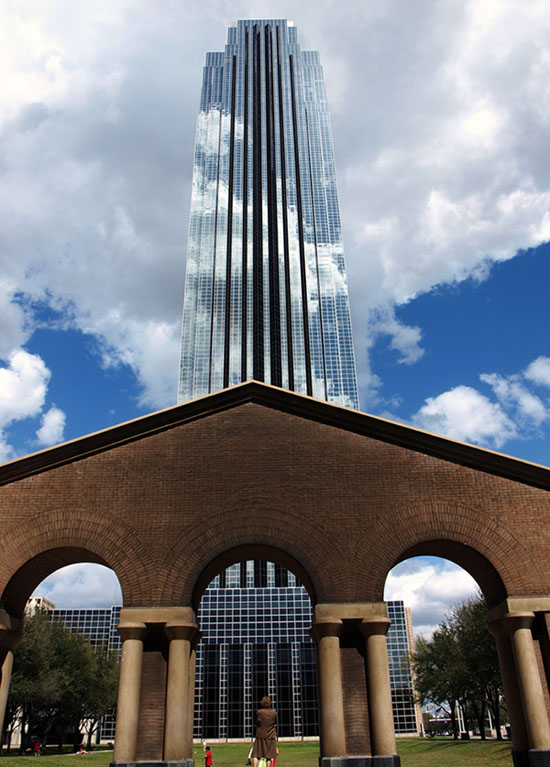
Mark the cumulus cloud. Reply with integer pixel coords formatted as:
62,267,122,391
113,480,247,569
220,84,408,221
412,385,517,448
385,557,479,638
525,356,550,388
36,405,66,446
409,354,550,450
480,373,548,428
0,349,57,460
1,0,549,416
33,563,123,609
0,350,50,426
367,307,424,365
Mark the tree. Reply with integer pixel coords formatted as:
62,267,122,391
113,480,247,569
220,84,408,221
7,610,119,752
450,596,504,740
411,594,504,740
411,621,468,738
80,646,120,749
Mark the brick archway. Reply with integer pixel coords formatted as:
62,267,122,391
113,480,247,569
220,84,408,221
159,505,346,608
0,383,549,766
0,510,155,616
359,500,535,607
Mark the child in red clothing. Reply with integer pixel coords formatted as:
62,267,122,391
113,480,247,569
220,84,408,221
205,746,213,767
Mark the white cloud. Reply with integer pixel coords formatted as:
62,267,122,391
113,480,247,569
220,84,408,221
480,373,548,427
368,307,424,365
0,350,50,426
0,350,60,460
412,384,517,448
0,282,30,358
36,405,66,446
525,356,550,388
385,557,479,638
406,354,550,451
33,563,122,609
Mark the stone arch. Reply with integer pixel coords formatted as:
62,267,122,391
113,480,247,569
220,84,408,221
158,503,347,607
358,500,536,606
0,509,156,616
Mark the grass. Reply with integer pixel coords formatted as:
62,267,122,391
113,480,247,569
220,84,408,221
0,738,514,766
397,737,513,765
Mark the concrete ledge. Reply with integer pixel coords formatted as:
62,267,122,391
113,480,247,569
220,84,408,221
319,756,400,767
110,760,194,767
512,749,529,767
528,749,550,766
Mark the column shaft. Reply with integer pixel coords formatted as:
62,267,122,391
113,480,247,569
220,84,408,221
361,619,397,757
0,614,23,742
312,622,346,757
505,613,550,750
113,623,147,763
164,638,191,759
489,620,529,751
164,622,199,761
187,644,197,748
0,650,14,739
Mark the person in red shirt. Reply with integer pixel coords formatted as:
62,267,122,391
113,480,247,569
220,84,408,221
205,746,213,767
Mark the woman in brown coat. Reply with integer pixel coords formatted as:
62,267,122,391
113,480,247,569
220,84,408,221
251,696,277,767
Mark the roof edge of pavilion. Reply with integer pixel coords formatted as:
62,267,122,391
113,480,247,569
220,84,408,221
1,380,548,490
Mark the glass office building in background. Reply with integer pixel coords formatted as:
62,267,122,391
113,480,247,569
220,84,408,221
195,564,420,739
179,19,359,409
46,577,420,741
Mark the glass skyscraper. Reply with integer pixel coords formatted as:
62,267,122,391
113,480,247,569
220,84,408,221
179,19,359,409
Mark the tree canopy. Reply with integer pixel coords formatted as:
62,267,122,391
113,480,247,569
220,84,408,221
411,594,504,739
5,610,119,752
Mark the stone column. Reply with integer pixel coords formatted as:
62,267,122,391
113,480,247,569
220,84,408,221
488,618,529,761
164,622,199,761
360,618,397,760
113,622,147,763
503,612,550,758
310,620,346,758
0,611,22,740
186,635,199,751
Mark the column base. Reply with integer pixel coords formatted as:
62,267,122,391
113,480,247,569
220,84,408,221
512,748,529,767
320,756,400,767
110,761,195,767
528,749,550,767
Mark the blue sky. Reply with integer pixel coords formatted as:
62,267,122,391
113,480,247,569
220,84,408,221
1,0,549,633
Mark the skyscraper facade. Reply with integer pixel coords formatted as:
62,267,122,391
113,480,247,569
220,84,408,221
194,566,420,740
179,19,359,409
40,584,419,742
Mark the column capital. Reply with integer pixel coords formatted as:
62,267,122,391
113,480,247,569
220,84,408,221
502,612,536,634
310,620,344,642
164,622,200,643
117,621,148,642
0,610,23,648
360,617,391,638
487,618,507,638
0,626,22,650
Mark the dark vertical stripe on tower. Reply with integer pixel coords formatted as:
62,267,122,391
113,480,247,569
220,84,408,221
265,25,282,387
241,30,249,381
276,27,294,390
252,26,264,381
223,55,237,388
305,110,328,399
289,54,313,396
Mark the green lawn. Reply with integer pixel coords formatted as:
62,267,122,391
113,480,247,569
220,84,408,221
0,738,514,766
